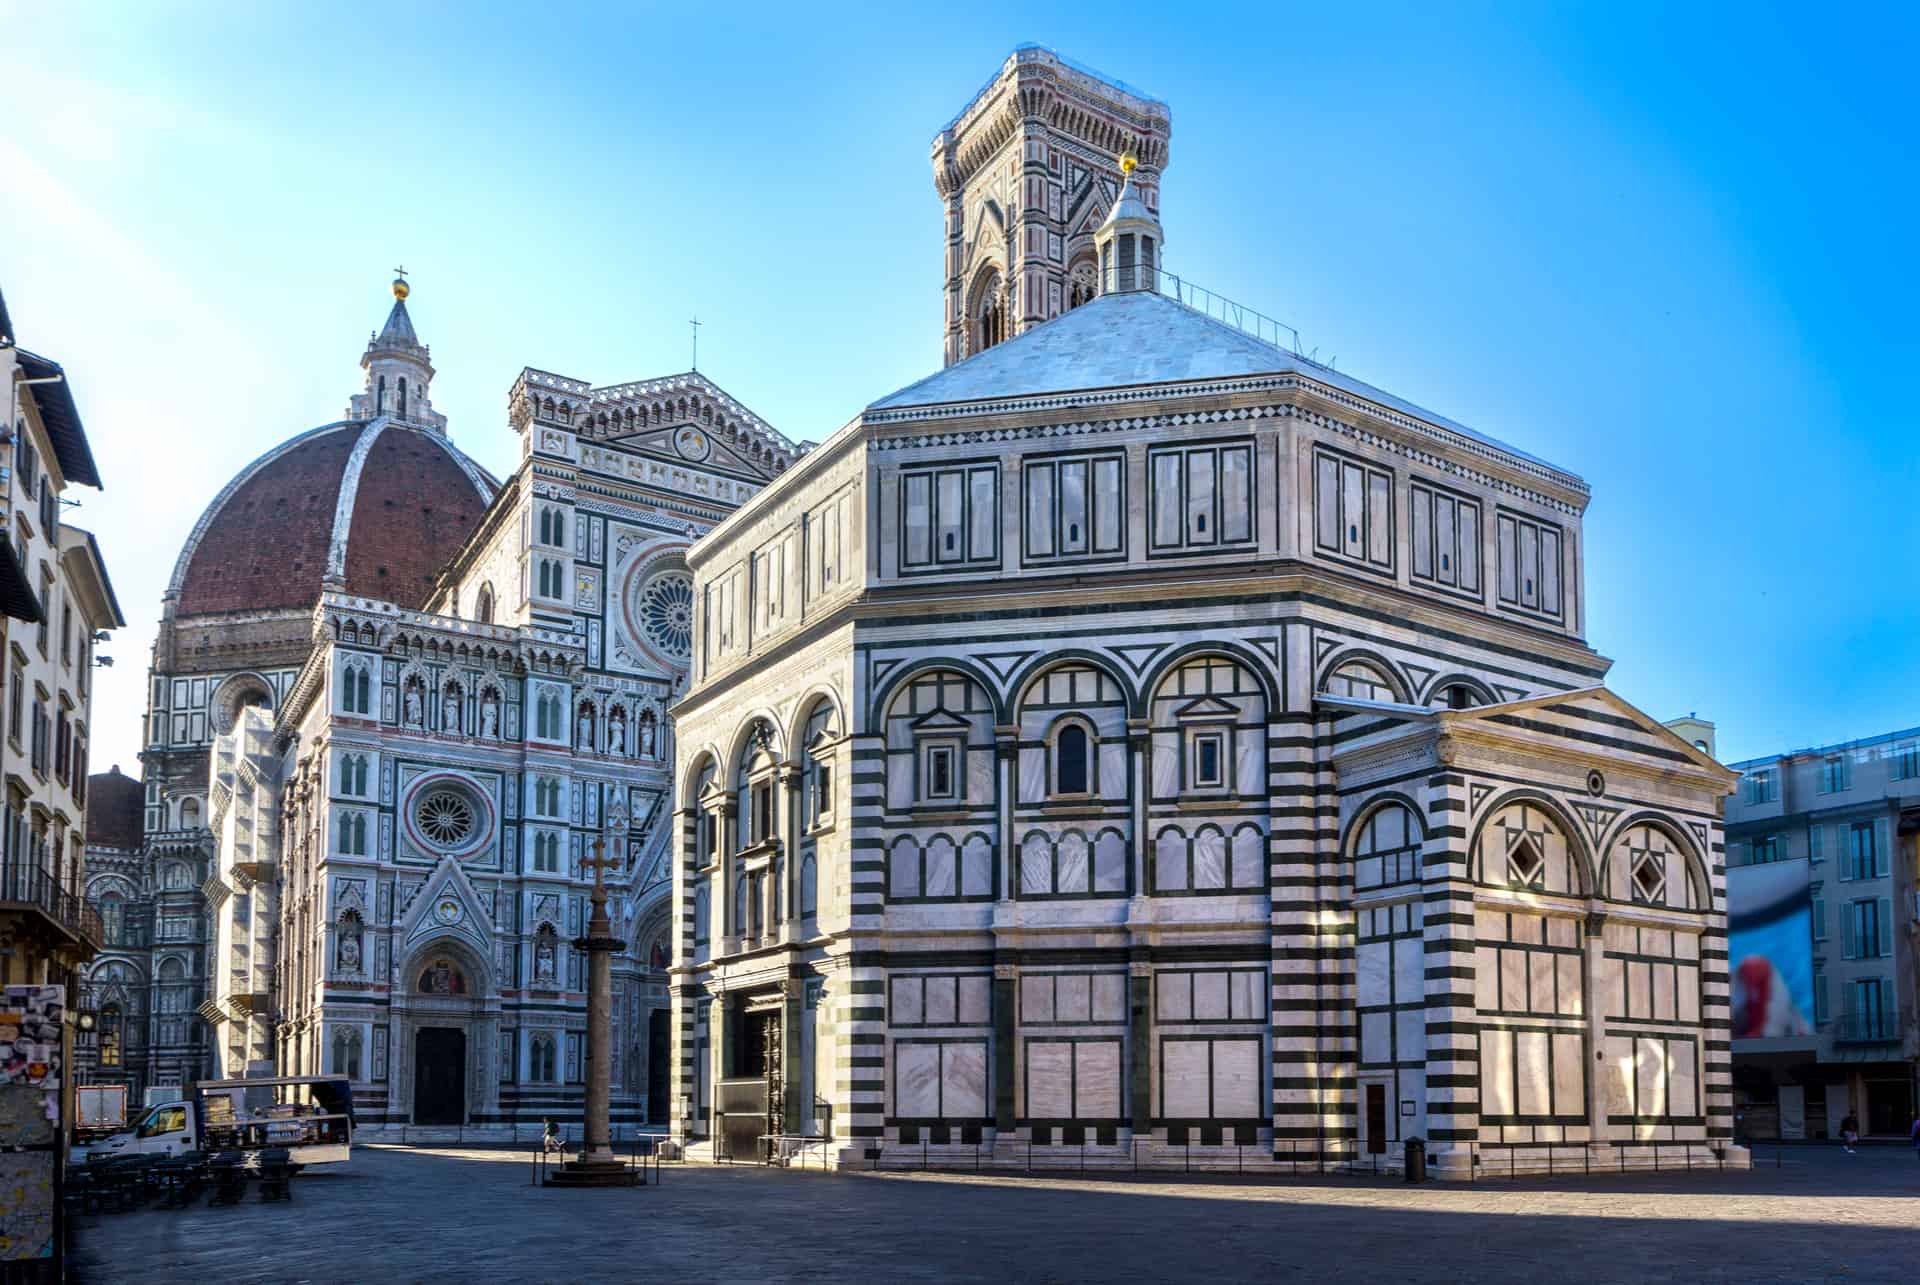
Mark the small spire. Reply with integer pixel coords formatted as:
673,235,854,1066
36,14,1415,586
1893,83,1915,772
1095,150,1162,294
392,265,410,301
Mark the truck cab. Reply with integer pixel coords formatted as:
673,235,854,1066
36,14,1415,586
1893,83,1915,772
81,1099,198,1160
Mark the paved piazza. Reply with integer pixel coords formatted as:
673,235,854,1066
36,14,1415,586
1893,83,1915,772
74,1144,1920,1283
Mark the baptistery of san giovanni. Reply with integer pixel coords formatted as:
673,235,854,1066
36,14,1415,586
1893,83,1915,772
669,45,1741,1175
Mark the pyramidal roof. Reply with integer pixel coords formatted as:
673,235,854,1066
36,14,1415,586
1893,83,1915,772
868,289,1567,477
373,297,420,350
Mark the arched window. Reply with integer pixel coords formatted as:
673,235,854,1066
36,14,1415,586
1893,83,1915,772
1351,801,1423,892
693,886,710,946
332,1027,362,1079
377,375,387,414
1053,721,1092,795
800,700,838,829
531,1034,557,1082
98,893,124,944
341,753,368,797
180,797,202,830
735,724,777,849
398,376,408,419
535,690,562,740
99,1004,122,1067
475,584,495,625
339,811,368,856
799,853,818,918
979,291,1005,351
1068,259,1098,309
1322,659,1400,703
533,830,559,873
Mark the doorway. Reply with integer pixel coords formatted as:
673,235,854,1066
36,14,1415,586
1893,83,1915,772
1365,1083,1388,1154
414,1027,466,1125
647,1010,670,1125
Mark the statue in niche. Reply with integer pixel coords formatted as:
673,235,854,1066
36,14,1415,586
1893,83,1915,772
479,690,501,739
576,703,595,751
534,932,558,985
639,709,657,757
337,916,363,972
442,684,464,733
403,680,424,728
608,706,627,755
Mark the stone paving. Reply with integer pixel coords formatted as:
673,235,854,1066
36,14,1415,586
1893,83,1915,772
73,1142,1920,1283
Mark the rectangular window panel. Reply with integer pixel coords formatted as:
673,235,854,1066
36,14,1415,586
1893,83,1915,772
1186,450,1216,545
1434,493,1456,585
1458,502,1480,591
1496,514,1518,602
1314,453,1340,552
1411,488,1433,579
1026,463,1056,558
1366,471,1391,567
1152,453,1182,548
1060,460,1088,554
968,467,996,560
1340,462,1365,559
1495,508,1563,618
936,471,965,563
1092,457,1122,553
1540,528,1562,614
1518,522,1539,608
1219,445,1251,543
904,474,931,567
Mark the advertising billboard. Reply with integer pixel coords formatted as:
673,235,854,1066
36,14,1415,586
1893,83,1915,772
1728,858,1814,1040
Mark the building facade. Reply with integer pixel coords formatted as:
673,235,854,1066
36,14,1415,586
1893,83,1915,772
669,56,1742,1176
120,277,796,1131
1726,728,1919,1138
0,285,120,991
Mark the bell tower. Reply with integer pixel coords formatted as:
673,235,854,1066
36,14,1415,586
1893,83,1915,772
930,46,1171,366
349,270,449,433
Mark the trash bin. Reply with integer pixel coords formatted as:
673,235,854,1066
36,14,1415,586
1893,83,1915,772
1404,1136,1426,1183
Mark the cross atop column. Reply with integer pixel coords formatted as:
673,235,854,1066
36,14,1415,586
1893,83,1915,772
689,315,701,371
583,834,618,925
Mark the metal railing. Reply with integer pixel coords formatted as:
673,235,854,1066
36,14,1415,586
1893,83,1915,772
1107,265,1305,356
0,857,102,947
529,1126,663,1186
1833,1005,1909,1044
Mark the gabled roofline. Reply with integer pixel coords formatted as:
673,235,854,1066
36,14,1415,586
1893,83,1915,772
59,525,126,629
12,348,103,489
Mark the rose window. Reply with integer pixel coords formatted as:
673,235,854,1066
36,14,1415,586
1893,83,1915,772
638,572,694,661
415,788,476,848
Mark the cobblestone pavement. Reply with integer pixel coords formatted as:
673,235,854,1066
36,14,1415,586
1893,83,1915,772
73,1143,1920,1283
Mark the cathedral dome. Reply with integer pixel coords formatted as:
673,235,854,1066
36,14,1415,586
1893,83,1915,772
169,417,496,616
86,765,145,850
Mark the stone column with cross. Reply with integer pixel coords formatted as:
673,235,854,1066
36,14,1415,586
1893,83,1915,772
546,834,634,1185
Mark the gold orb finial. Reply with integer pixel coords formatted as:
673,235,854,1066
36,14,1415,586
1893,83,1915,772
391,265,410,301
1119,152,1138,176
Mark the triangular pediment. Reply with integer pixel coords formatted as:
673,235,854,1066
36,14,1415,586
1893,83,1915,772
912,708,972,732
397,856,494,959
1446,686,1737,782
1174,695,1238,721
582,371,793,482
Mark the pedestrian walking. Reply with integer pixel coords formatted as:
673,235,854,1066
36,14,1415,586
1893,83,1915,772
1840,1113,1859,1154
1909,1114,1918,1159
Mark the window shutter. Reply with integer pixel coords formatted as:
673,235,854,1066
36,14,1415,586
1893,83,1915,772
1810,896,1825,940
1878,898,1893,959
1813,972,1827,1024
1841,905,1856,960
1874,818,1890,878
1808,824,1823,864
1837,833,1851,883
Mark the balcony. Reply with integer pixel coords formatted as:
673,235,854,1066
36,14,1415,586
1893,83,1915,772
1833,1006,1910,1045
0,858,103,952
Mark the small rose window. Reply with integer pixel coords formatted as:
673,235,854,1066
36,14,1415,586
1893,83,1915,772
416,787,477,848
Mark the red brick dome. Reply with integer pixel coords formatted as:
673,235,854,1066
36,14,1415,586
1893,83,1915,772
169,419,496,616
86,765,145,850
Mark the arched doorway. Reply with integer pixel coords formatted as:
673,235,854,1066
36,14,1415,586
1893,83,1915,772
396,943,494,1126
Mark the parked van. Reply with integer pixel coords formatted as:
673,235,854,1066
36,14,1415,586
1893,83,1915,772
77,1075,353,1169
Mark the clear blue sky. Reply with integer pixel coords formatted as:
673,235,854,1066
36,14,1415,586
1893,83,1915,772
5,2,1915,771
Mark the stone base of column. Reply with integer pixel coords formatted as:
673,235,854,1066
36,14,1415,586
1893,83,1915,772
543,1155,640,1187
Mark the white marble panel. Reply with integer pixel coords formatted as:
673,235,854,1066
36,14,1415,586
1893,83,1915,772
1056,974,1091,1023
1675,932,1700,961
1547,916,1576,949
1212,1039,1260,1118
1476,908,1509,942
1669,1040,1697,1117
1056,832,1089,893
924,838,956,898
1481,1030,1515,1116
1555,955,1583,1016
1021,975,1055,1023
1652,964,1676,1021
1601,1037,1633,1116
1515,1031,1551,1116
1027,1042,1073,1117
1162,1040,1209,1116
1500,949,1526,1012
945,1042,987,1117
926,977,957,1026
1151,735,1179,796
1361,1011,1392,1064
1019,747,1046,803
897,1043,940,1116
957,976,990,1025
1193,971,1228,1020
1677,969,1699,1023
890,839,920,898
1020,835,1052,895
1093,830,1126,892
1552,1033,1584,1116
1092,973,1125,1022
1358,943,1391,1007
1529,951,1555,1012
893,978,923,1025
887,758,912,810
1594,957,1624,1022
1627,961,1650,1019
961,836,993,896
968,748,995,804
1229,971,1261,1020
1634,1038,1666,1116
1393,937,1423,1006
1231,826,1263,889
1076,1041,1122,1117
1192,828,1226,890
1157,975,1191,1022
1474,947,1499,1011
1155,828,1187,891
1395,1007,1425,1061
1099,742,1127,797
1236,731,1263,795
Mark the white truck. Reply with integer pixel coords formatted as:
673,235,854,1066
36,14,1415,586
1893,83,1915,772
75,1084,127,1140
76,1075,354,1169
